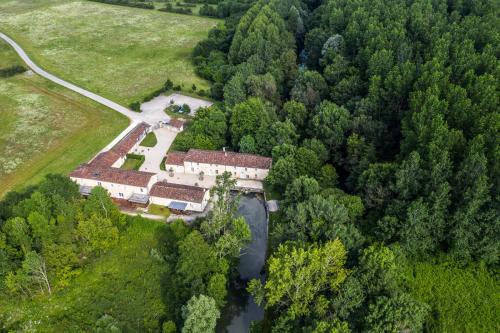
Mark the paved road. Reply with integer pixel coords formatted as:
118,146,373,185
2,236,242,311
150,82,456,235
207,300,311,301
0,32,141,121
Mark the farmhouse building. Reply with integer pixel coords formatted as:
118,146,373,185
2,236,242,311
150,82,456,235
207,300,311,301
165,148,272,180
149,181,209,212
70,122,156,204
165,118,185,132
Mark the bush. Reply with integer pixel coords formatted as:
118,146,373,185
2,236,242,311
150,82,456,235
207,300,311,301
88,0,154,10
173,85,182,91
0,65,26,78
164,79,173,91
158,4,193,14
197,89,206,97
182,104,191,114
129,102,141,112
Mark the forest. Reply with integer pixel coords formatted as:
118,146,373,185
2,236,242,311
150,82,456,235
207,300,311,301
192,0,499,331
0,0,498,332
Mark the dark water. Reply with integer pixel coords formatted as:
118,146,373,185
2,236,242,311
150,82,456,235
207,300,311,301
217,194,268,333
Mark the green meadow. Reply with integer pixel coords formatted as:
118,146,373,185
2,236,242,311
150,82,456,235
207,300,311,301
0,40,128,197
0,0,220,105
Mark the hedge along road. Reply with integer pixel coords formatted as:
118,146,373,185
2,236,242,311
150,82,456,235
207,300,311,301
0,32,142,152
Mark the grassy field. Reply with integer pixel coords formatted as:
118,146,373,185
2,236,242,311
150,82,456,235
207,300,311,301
0,40,128,197
404,261,500,333
140,131,158,147
0,0,220,106
0,217,168,332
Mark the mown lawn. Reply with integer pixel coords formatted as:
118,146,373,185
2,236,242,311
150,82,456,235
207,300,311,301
148,203,171,217
404,261,500,333
120,154,145,170
0,0,220,106
0,40,128,197
140,131,158,147
0,217,168,332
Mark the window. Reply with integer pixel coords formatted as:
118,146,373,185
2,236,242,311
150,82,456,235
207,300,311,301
98,182,102,186
245,167,248,171
216,170,219,174
119,193,124,197
246,175,249,179
191,167,194,172
255,174,257,178
140,188,143,192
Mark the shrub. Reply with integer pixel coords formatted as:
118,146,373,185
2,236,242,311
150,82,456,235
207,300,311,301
88,0,154,10
129,102,141,112
197,89,206,97
164,79,173,91
0,65,26,78
158,4,193,14
173,85,182,91
182,104,191,114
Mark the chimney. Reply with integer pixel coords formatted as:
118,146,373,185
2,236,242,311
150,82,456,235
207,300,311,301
223,146,227,156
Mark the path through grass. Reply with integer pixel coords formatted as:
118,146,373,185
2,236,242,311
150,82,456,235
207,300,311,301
0,40,128,197
0,0,220,105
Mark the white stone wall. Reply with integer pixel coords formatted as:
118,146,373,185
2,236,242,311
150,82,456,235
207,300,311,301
149,190,209,212
182,161,269,180
165,164,186,173
71,177,148,200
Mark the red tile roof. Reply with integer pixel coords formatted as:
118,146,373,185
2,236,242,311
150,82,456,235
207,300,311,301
184,149,272,169
169,118,185,129
150,182,206,203
165,152,187,166
111,122,150,156
89,151,122,168
70,165,154,187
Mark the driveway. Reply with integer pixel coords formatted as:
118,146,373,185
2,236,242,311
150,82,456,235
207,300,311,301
141,93,213,117
136,127,177,173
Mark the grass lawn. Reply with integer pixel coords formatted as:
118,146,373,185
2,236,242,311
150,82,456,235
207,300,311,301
148,203,171,217
140,131,158,147
0,0,220,106
404,261,500,333
120,154,145,170
0,217,168,332
0,40,128,197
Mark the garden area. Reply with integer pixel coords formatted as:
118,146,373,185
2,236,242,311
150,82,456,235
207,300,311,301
0,0,220,106
140,132,157,147
120,153,145,170
147,203,171,217
0,39,127,197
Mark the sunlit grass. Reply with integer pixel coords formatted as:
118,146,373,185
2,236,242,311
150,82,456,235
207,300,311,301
0,40,128,197
0,0,220,105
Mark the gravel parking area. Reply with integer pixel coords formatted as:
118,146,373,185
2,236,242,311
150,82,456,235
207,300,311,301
140,93,213,116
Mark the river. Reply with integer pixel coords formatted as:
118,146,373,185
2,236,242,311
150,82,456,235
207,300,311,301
217,194,268,333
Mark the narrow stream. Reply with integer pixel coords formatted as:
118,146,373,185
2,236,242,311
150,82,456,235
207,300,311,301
217,194,268,333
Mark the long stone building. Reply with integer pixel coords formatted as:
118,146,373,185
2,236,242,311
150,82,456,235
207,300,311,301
165,148,272,180
70,124,271,213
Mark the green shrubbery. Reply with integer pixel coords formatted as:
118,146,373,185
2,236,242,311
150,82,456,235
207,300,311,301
0,65,26,78
122,154,145,170
87,0,154,9
158,4,193,15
